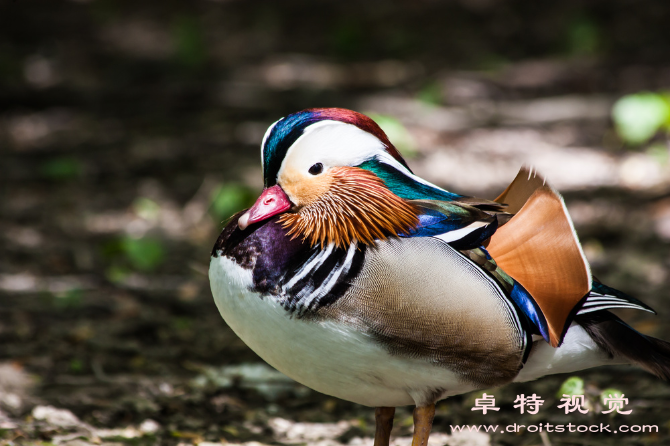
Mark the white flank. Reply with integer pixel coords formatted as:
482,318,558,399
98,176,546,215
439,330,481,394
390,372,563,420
514,323,621,382
209,255,472,407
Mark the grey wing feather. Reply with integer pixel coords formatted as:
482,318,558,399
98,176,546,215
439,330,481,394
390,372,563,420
320,237,527,387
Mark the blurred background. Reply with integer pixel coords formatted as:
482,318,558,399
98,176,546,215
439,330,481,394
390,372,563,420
1,1,670,445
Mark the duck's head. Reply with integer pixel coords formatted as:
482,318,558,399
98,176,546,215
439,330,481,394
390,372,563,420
238,108,460,248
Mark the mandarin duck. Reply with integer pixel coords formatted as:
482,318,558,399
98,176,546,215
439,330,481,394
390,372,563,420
209,108,670,446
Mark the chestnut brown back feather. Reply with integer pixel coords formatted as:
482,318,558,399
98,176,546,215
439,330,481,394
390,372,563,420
487,186,591,347
279,167,420,248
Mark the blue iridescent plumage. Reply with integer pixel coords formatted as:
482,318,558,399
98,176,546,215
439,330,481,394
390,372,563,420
408,207,466,236
509,281,551,343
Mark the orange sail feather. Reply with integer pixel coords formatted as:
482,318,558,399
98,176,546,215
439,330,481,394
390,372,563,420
488,183,591,347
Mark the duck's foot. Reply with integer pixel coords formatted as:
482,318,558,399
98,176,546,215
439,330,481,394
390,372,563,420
374,407,395,446
411,404,436,446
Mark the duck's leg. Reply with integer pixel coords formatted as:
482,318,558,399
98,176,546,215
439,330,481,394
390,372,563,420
374,407,395,446
411,404,436,446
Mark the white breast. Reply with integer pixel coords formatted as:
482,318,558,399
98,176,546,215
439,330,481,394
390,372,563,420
209,254,475,407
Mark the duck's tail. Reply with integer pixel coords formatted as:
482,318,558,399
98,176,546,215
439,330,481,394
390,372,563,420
514,309,670,383
577,311,670,381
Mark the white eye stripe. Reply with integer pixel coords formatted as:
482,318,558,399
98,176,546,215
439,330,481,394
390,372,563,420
276,121,387,181
275,120,459,201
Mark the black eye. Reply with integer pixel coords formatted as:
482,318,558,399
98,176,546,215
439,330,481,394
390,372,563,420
308,163,323,175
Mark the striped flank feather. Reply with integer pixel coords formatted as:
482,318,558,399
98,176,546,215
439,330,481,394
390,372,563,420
577,281,656,315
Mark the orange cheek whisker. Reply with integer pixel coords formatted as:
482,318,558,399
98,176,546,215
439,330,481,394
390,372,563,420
279,167,419,249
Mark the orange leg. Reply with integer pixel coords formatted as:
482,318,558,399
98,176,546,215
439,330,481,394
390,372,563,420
411,404,436,446
374,407,396,446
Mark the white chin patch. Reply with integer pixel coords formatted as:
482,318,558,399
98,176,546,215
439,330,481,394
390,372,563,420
238,211,251,230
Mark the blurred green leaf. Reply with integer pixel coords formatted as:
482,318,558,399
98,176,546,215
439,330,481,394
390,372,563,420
399,415,414,428
210,183,257,221
222,426,239,437
367,113,417,158
54,288,83,309
105,265,130,283
172,16,206,69
567,17,600,56
69,358,84,373
612,92,670,145
646,143,670,165
171,317,193,331
100,239,123,260
40,157,82,180
132,197,161,222
600,388,624,405
557,376,585,398
121,236,165,271
417,81,442,106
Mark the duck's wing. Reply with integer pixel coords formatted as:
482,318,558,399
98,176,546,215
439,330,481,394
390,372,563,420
402,166,654,349
389,164,655,350
401,166,545,246
389,168,571,348
404,199,504,249
426,166,593,348
487,167,657,347
319,236,529,389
